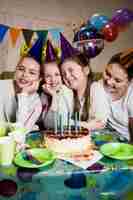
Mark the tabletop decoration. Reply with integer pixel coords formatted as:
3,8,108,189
17,167,39,182
0,179,17,197
64,172,86,189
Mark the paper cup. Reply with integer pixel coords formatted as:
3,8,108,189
0,122,9,137
0,136,15,166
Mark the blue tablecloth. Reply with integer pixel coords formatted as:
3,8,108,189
0,129,133,200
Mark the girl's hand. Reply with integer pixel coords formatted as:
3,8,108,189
42,83,61,96
80,120,105,131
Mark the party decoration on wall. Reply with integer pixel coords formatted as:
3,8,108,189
22,29,34,46
9,28,21,47
36,30,48,41
73,8,133,58
48,28,64,44
0,24,9,42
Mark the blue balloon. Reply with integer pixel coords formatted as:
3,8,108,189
90,14,109,30
73,26,103,42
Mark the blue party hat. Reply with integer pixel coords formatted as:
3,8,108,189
45,40,57,63
28,37,44,64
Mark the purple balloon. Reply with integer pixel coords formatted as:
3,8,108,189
111,8,133,25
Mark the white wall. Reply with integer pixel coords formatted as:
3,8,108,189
0,0,132,72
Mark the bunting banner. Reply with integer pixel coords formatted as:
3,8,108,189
9,28,21,47
0,23,64,49
22,29,34,46
48,28,64,45
0,24,9,42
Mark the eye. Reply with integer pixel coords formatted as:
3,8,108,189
115,78,122,83
55,72,60,77
16,66,24,71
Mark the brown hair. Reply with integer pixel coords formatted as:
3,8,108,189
108,48,133,81
61,53,93,121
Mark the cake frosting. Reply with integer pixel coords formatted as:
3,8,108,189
44,128,93,155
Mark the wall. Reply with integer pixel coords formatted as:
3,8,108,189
0,0,132,72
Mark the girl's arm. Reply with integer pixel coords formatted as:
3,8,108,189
16,93,42,130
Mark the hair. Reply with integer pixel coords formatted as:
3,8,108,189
108,48,133,81
17,54,43,76
60,53,93,121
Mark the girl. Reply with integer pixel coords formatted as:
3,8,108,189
90,49,133,141
60,53,105,130
0,55,42,130
40,40,73,130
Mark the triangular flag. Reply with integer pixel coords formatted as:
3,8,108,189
9,27,21,47
60,33,78,61
36,30,48,43
48,28,63,44
0,24,9,42
22,29,34,46
28,37,44,64
45,40,57,63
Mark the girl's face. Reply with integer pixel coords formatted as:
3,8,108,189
61,60,86,90
15,57,40,90
43,62,62,90
103,63,129,100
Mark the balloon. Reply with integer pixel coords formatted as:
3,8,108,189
102,22,119,42
73,38,104,58
111,8,133,26
90,14,109,30
73,26,103,42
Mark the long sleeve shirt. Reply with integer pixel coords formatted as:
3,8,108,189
0,80,42,130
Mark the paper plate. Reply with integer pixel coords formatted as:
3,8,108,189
14,148,56,168
100,143,133,160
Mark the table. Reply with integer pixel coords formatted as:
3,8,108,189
0,129,133,200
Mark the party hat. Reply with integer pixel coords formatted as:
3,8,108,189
60,33,78,61
45,40,57,62
28,37,44,64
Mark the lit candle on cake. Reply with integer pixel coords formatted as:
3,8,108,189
59,114,63,136
54,112,58,134
67,112,71,134
75,112,78,134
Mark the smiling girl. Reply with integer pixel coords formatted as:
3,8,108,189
0,55,42,130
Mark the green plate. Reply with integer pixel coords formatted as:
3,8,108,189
14,148,56,168
100,143,133,160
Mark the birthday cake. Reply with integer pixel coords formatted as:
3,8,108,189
44,128,93,155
